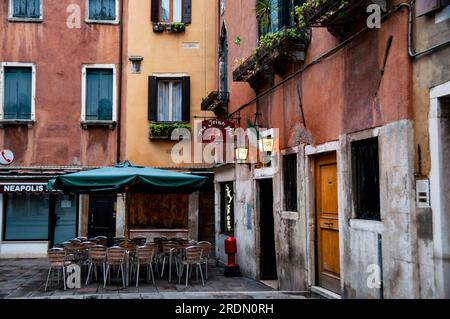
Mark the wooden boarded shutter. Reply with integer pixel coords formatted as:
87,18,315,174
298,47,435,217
182,0,192,24
148,76,158,121
182,76,190,122
151,0,160,22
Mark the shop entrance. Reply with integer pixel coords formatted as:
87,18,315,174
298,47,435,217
258,179,277,281
88,194,116,246
198,178,216,249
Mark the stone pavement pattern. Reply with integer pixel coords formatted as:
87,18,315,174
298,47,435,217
0,259,320,299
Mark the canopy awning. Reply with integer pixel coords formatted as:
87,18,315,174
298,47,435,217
48,161,208,194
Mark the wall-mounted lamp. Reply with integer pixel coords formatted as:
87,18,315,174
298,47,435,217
235,147,249,163
129,56,143,74
259,137,274,153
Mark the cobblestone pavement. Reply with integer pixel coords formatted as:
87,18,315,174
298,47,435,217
0,259,320,299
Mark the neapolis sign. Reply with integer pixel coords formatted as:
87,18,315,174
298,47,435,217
1,184,46,193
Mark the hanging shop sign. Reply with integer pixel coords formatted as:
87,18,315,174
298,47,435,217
199,119,235,144
221,182,235,234
0,183,47,193
0,149,14,165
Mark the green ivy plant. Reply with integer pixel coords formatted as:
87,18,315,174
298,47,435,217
251,27,305,61
295,0,349,28
149,123,191,138
171,22,186,33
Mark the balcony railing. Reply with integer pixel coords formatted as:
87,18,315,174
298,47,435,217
201,91,230,116
299,0,386,37
233,28,311,87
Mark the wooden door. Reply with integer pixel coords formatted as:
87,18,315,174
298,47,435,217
315,153,341,294
88,195,116,246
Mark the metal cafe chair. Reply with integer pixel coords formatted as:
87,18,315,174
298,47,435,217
178,246,205,287
85,245,107,286
134,245,157,287
160,241,178,282
104,246,127,288
145,242,160,277
197,241,213,280
114,236,126,246
132,236,147,246
95,236,108,246
45,248,68,292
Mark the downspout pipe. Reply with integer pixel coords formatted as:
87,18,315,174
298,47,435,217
397,1,450,59
116,0,125,164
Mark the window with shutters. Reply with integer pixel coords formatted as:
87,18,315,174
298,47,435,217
87,0,118,23
283,153,298,211
81,65,116,124
148,76,190,123
9,0,42,20
0,63,36,122
352,137,381,221
151,0,191,24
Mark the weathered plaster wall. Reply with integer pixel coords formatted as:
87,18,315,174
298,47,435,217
0,0,120,167
273,147,308,291
337,120,419,299
413,8,450,177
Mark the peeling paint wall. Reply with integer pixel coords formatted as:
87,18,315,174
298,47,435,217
336,120,420,299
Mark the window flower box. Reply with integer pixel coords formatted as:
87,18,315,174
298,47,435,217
149,123,191,140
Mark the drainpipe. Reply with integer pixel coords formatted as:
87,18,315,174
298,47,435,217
116,0,125,164
398,1,450,59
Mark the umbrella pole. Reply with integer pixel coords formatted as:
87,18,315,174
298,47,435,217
125,191,130,241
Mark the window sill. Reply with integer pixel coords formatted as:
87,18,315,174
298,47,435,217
81,121,116,130
349,219,383,234
148,133,184,141
8,17,43,23
0,120,35,128
85,19,120,25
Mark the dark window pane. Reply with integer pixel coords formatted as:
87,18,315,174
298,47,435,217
352,137,381,221
86,68,113,121
3,67,32,120
5,193,49,241
284,153,297,211
89,0,116,20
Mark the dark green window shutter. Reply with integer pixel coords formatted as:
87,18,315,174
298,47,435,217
13,0,41,18
148,76,158,121
151,0,160,22
4,67,32,120
182,0,192,24
86,69,113,121
89,0,116,20
182,76,190,122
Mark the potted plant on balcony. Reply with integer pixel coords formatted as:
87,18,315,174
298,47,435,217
171,22,186,33
149,123,191,140
152,22,165,33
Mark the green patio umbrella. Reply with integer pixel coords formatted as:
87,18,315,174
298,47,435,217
48,161,207,194
48,161,208,240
